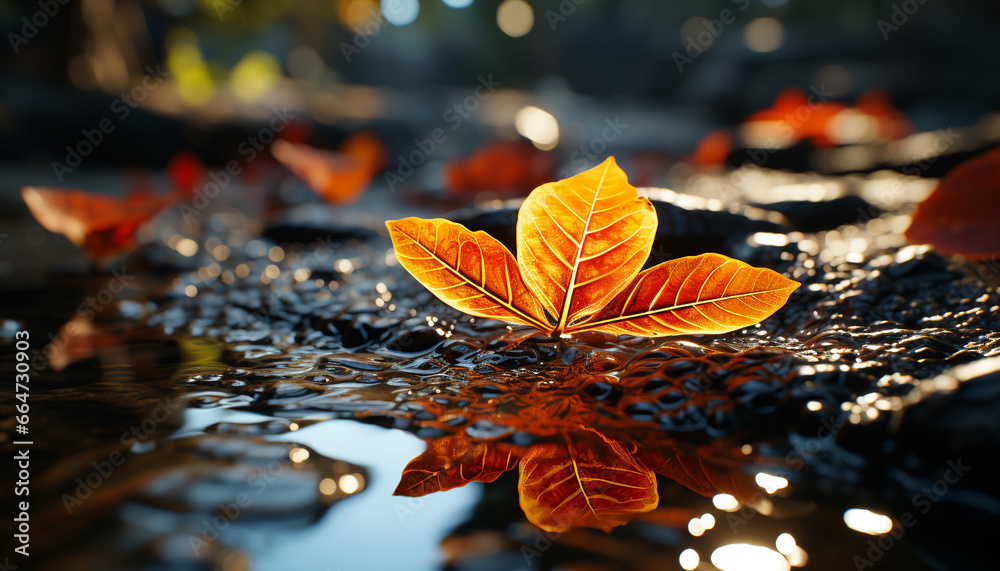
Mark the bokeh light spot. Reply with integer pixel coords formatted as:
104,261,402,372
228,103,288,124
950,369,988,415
383,0,419,27
515,106,559,150
744,17,785,53
497,0,534,38
230,51,282,104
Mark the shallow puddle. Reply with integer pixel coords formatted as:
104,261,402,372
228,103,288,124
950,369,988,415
3,168,999,570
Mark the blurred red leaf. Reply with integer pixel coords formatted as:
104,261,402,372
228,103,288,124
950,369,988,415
272,130,387,205
445,140,554,196
905,146,1000,260
21,186,169,263
691,130,732,169
167,150,205,202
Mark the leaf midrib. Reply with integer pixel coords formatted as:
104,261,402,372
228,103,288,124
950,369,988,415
567,286,793,332
555,161,612,333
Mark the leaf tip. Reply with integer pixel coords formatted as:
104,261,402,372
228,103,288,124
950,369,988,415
782,275,802,292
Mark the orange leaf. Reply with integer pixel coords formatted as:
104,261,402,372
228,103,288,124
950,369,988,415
340,130,389,173
21,186,168,263
444,140,554,196
388,157,797,338
386,217,550,329
573,253,799,336
691,130,733,169
518,432,658,533
394,435,522,496
272,131,386,205
516,157,657,332
904,146,1000,260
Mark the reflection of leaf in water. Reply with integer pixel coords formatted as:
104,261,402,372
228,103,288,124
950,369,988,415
636,448,759,505
393,425,759,533
394,434,522,496
518,431,658,533
391,345,783,532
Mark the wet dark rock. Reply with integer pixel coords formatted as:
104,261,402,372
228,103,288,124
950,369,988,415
446,205,520,251
583,380,618,402
385,327,445,354
647,201,788,259
753,195,881,233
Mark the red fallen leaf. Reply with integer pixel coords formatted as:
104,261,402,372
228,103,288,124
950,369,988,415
167,150,205,202
272,131,387,205
394,434,523,496
445,140,554,196
21,186,170,263
744,87,846,148
340,130,389,173
746,87,809,124
691,130,733,169
905,146,1000,260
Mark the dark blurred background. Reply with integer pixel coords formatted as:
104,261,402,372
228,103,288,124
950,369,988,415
1,0,998,174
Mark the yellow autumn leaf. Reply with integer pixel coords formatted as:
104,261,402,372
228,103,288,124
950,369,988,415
386,157,799,337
